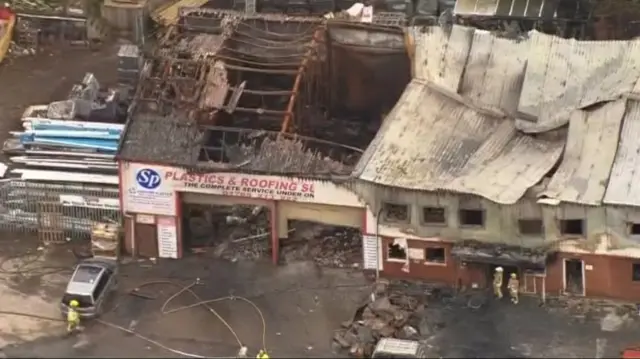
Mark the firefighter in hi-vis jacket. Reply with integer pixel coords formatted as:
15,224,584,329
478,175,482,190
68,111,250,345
493,267,504,299
508,273,520,304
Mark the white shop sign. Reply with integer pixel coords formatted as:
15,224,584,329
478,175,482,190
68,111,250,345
59,195,119,211
123,162,364,215
362,234,379,270
123,164,177,216
156,216,178,259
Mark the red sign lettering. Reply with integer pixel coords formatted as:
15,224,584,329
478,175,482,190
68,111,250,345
165,171,315,200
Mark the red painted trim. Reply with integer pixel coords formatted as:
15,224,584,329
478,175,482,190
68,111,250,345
271,201,279,265
174,191,182,259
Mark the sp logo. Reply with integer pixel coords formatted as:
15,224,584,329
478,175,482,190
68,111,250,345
136,168,161,190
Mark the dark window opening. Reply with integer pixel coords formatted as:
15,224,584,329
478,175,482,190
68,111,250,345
564,259,584,295
422,207,446,224
383,203,409,223
387,243,407,260
425,247,446,263
630,223,640,235
459,209,484,227
633,263,640,282
518,219,543,235
559,219,584,236
92,272,110,300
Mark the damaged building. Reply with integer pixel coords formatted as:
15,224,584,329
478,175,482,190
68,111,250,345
350,25,640,301
116,10,409,263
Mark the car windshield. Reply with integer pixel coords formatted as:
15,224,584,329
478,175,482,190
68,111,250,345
71,265,102,284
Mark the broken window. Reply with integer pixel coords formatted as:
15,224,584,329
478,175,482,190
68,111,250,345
387,240,407,261
630,223,640,236
518,219,544,235
425,247,446,264
459,209,484,227
559,219,584,236
382,203,409,223
422,207,446,224
633,264,640,281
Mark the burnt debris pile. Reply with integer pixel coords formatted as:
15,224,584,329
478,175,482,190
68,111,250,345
281,224,362,268
334,279,431,357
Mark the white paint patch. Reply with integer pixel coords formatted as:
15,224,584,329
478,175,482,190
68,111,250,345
557,235,640,259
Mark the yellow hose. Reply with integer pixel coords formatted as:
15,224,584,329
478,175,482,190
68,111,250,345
136,280,268,354
0,280,269,358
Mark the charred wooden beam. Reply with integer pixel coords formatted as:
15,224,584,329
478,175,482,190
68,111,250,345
226,81,245,114
215,54,302,68
226,107,291,116
230,87,293,96
200,61,229,110
221,46,307,59
224,64,298,75
282,27,324,133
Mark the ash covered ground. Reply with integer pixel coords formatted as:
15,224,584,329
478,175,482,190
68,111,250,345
3,231,640,358
0,44,640,359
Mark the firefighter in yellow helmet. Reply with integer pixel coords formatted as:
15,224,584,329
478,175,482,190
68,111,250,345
67,299,80,334
493,267,504,299
508,272,520,304
256,349,269,359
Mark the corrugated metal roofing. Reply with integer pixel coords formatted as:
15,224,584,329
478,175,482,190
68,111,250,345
604,100,640,207
354,80,564,204
151,0,209,26
410,25,474,91
361,25,640,206
540,100,626,205
457,29,528,114
409,26,527,114
517,33,640,132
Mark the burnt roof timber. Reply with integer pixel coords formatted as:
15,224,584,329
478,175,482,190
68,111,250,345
223,64,298,75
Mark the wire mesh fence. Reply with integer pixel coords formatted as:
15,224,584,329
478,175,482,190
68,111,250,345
0,180,121,242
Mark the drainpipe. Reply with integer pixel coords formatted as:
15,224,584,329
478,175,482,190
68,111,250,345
375,206,384,280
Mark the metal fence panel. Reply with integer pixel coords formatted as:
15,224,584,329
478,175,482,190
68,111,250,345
0,180,121,241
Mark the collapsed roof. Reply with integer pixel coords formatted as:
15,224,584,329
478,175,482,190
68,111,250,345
117,10,365,175
353,25,640,207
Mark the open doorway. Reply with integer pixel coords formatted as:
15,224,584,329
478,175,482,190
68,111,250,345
181,202,272,260
488,264,519,292
564,259,585,295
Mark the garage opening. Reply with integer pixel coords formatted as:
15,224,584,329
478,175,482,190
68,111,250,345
488,264,519,292
564,258,585,296
182,202,272,260
280,220,363,268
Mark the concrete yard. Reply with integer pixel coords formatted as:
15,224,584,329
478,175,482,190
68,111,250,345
2,253,372,358
0,236,75,348
2,238,640,359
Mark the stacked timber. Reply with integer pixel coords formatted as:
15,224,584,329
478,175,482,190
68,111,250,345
1,72,126,186
91,222,121,260
0,72,126,235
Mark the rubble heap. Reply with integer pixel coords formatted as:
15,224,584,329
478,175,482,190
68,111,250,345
333,280,427,357
207,205,271,261
282,225,362,268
